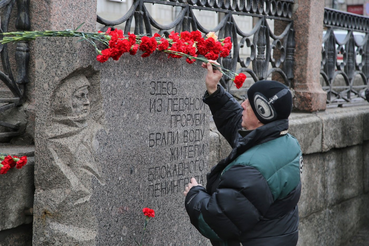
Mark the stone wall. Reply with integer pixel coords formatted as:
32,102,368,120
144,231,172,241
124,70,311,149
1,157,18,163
0,145,34,246
292,107,369,246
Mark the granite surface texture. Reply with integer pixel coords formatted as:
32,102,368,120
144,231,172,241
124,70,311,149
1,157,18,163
30,0,96,32
292,0,327,112
33,37,211,245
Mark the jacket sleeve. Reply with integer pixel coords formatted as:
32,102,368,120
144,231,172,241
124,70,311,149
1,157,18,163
185,165,275,241
203,85,243,148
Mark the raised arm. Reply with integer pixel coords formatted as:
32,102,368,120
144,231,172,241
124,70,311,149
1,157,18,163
201,61,243,147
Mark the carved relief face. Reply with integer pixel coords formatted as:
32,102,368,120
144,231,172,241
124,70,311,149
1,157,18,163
52,74,91,122
72,85,90,119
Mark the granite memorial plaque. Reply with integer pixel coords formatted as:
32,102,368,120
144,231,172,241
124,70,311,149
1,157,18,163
33,37,211,245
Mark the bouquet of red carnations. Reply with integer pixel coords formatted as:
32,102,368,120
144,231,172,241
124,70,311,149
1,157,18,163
96,28,246,88
1,26,247,88
0,154,28,174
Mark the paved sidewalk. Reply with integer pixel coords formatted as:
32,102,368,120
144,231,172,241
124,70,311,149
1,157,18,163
345,224,369,246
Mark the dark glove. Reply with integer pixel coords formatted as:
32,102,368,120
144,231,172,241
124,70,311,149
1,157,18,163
365,89,369,102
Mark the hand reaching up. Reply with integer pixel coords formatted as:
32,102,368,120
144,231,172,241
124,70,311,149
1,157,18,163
201,61,223,95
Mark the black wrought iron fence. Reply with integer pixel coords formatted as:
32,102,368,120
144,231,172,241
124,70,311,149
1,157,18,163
97,0,295,98
0,0,295,140
321,8,369,106
0,0,30,140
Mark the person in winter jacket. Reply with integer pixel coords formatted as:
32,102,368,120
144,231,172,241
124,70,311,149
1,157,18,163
184,61,302,246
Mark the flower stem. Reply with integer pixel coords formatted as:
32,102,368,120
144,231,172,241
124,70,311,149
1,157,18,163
138,217,149,246
0,30,109,50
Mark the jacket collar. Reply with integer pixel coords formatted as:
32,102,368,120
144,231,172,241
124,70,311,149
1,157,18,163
237,119,289,147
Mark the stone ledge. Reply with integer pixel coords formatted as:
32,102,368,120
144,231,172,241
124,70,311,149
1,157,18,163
289,112,322,154
0,224,33,246
0,145,35,157
208,105,369,156
317,106,369,152
0,146,34,231
290,105,369,154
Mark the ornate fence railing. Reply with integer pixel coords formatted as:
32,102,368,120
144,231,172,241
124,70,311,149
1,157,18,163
321,8,369,106
97,0,295,99
0,0,30,140
0,0,295,140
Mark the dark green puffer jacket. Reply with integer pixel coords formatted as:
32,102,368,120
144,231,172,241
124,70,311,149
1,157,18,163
185,85,302,246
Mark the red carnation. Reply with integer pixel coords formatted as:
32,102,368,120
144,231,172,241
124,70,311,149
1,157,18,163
110,39,130,60
168,40,186,58
109,38,117,49
119,39,132,53
223,37,232,45
205,51,219,60
223,41,232,51
105,27,112,35
110,29,124,39
191,30,203,42
180,31,191,41
2,155,16,168
139,36,157,57
205,38,216,51
0,164,11,174
96,55,108,63
186,57,196,64
233,73,247,89
109,48,120,61
214,42,223,54
96,48,112,63
110,48,121,61
142,207,155,218
15,156,28,169
197,41,208,56
128,32,137,46
169,31,180,42
129,44,139,55
158,38,169,51
220,47,230,58
185,40,196,56
108,29,124,49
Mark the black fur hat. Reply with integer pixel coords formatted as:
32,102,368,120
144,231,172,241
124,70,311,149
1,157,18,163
247,80,292,124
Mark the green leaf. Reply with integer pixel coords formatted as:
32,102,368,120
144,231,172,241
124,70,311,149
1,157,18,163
74,23,85,31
